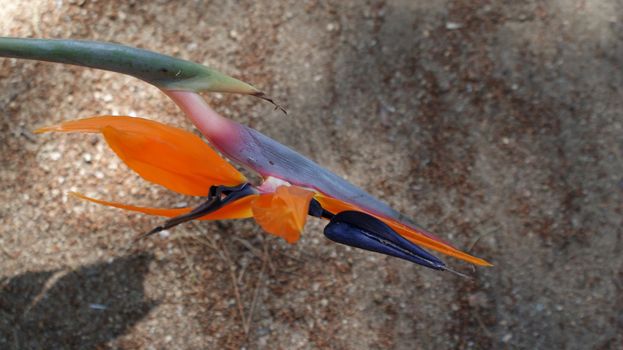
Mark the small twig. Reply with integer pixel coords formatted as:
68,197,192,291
177,236,201,284
189,222,219,251
263,239,276,275
23,270,65,317
243,241,268,335
232,236,276,273
474,312,493,338
187,223,248,331
188,222,268,336
221,244,248,333
1,246,19,260
467,226,499,254
232,237,263,259
278,249,306,263
237,262,247,285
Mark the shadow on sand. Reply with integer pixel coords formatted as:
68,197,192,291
0,253,157,349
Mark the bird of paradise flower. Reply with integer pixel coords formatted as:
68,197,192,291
2,37,491,273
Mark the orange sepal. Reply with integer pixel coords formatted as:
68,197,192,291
36,116,245,196
71,192,256,220
251,186,315,243
314,194,492,266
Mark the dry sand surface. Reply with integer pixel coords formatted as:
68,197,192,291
1,1,622,349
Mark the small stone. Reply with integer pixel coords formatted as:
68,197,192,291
89,303,107,310
446,22,463,30
50,151,61,161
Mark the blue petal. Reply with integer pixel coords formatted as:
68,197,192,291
324,211,445,270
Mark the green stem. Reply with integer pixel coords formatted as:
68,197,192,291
0,37,259,95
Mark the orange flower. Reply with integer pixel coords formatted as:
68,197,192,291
36,116,314,243
37,116,491,268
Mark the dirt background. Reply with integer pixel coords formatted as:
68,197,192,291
1,1,622,349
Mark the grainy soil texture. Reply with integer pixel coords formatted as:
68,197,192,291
1,1,622,349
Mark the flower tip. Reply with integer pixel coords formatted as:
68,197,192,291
33,125,61,134
68,191,86,200
476,258,494,267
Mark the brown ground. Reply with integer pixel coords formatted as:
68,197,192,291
1,1,622,349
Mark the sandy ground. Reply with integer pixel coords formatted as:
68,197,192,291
1,1,622,349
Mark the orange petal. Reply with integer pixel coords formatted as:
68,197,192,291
314,194,492,266
71,192,256,220
37,116,245,196
251,186,315,243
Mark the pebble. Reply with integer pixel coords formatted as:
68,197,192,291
89,303,107,310
50,151,61,161
446,22,463,30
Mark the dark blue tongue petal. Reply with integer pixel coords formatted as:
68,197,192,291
323,211,445,270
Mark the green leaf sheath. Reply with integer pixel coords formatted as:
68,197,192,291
0,37,259,94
